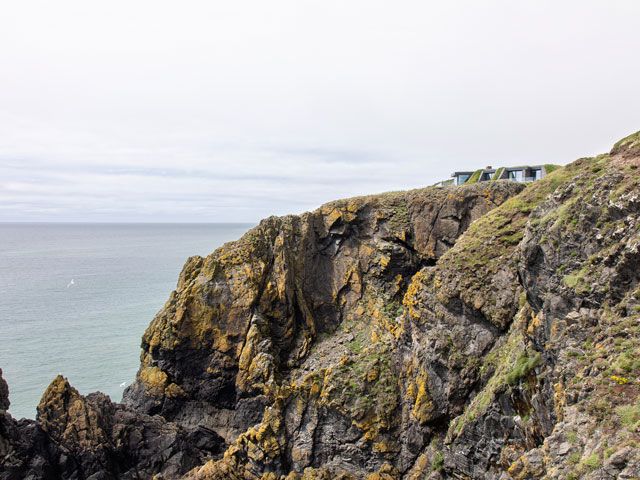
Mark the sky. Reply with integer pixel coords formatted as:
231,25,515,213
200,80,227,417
1,1,639,223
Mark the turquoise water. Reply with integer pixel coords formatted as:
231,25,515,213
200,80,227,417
0,223,252,419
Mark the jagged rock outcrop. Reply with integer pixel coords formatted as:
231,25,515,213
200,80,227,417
2,131,640,479
1,368,59,480
1,371,224,479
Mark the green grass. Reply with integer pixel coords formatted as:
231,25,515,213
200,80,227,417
431,451,444,471
563,266,591,294
506,351,541,385
381,300,404,320
466,169,484,184
611,130,640,153
347,332,366,354
613,350,640,374
616,402,640,429
544,164,560,174
582,453,600,471
433,178,455,187
563,273,580,288
491,167,506,181
568,451,582,465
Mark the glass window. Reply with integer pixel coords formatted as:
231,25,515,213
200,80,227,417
508,170,523,181
457,174,471,185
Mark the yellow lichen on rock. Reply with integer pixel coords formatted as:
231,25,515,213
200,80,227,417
507,451,546,479
165,382,186,398
365,462,400,479
404,366,434,425
526,310,543,337
138,366,169,397
403,269,429,321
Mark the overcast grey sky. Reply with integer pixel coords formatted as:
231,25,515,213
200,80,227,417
1,1,639,222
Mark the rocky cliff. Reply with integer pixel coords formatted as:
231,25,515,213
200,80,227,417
2,131,640,479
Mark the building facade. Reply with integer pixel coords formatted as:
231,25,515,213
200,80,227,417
451,165,551,186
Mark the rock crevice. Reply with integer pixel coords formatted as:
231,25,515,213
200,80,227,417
3,132,640,479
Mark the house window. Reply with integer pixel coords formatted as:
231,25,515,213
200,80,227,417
509,170,523,182
457,174,471,185
532,169,542,180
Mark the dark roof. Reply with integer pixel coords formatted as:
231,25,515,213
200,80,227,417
451,170,495,177
451,165,544,177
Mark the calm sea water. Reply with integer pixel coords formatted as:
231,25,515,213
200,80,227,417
0,223,252,419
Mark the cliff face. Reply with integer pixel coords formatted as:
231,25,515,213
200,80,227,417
122,182,520,445
1,132,640,480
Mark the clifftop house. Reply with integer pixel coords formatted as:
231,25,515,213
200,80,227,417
436,164,557,187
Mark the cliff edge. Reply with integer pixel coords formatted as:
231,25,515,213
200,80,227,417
2,131,640,479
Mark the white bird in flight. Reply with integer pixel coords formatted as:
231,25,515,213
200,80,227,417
120,382,127,387
66,279,75,288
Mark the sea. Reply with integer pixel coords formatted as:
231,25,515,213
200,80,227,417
0,223,253,420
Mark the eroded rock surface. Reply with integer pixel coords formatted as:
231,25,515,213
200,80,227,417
1,371,223,479
2,131,640,479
